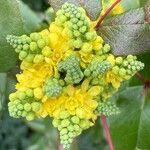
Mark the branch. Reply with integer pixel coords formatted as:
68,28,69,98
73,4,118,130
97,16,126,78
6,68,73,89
101,115,114,150
95,0,122,30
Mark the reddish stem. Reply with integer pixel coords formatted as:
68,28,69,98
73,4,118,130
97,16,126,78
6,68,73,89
101,115,114,150
135,72,145,83
58,144,63,150
95,0,122,30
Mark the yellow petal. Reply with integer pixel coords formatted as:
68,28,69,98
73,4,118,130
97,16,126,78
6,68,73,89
88,86,101,96
81,79,90,92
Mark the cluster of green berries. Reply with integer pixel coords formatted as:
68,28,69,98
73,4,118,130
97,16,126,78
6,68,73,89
56,2,97,49
8,89,42,121
97,101,120,116
84,60,111,78
52,110,93,149
58,55,84,84
96,44,111,56
6,33,51,66
112,55,144,79
43,77,63,97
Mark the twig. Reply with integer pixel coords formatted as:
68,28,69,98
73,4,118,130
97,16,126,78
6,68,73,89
101,115,114,150
135,72,145,83
95,0,122,30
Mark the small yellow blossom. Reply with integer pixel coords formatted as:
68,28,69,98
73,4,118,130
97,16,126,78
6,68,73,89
105,71,123,89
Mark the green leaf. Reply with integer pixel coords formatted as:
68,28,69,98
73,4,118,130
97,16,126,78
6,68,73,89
49,0,102,21
77,120,107,150
140,0,149,6
121,0,140,10
0,73,7,112
18,1,43,34
144,0,150,23
0,0,42,72
108,86,150,150
98,8,150,56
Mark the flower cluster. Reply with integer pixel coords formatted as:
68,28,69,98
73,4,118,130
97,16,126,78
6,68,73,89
7,3,144,149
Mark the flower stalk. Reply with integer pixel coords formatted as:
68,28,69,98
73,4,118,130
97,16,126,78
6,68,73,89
101,115,114,150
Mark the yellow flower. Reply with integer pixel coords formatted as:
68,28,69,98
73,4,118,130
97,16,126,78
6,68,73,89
105,71,122,89
37,80,100,120
16,63,53,90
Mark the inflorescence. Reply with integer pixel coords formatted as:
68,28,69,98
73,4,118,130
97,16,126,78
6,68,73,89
6,2,144,149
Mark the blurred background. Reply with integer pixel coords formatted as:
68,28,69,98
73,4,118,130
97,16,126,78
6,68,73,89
0,0,108,150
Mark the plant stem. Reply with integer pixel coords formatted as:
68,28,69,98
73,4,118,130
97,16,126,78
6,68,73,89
58,144,63,150
95,0,121,30
101,115,114,150
135,72,145,83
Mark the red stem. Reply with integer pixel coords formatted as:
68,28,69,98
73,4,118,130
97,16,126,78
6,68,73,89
101,115,114,150
95,0,122,30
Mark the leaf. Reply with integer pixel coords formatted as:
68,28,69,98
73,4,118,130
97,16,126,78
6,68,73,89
18,1,43,34
77,120,107,150
144,0,150,23
49,0,102,21
108,86,150,150
0,73,7,112
140,0,150,6
121,0,140,10
0,0,42,72
98,8,150,56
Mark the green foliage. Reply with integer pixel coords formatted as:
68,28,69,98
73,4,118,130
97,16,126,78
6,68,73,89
0,0,43,72
98,8,150,56
0,0,150,150
49,0,102,20
108,87,150,150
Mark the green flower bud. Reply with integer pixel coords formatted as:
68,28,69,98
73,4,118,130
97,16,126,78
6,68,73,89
67,125,74,132
60,128,68,135
17,91,26,100
42,46,52,57
84,69,91,77
119,68,126,77
31,102,41,112
33,55,44,63
52,119,60,128
73,39,83,48
24,103,31,112
25,54,34,63
103,44,111,53
79,26,87,33
61,119,70,127
19,51,28,60
112,66,119,74
30,42,38,51
37,39,46,49
60,110,70,119
115,57,123,65
26,113,35,121
30,33,41,41
23,44,29,51
71,116,80,124
26,89,34,97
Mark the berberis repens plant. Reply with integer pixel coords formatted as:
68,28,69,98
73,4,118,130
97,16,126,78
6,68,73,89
4,0,149,149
